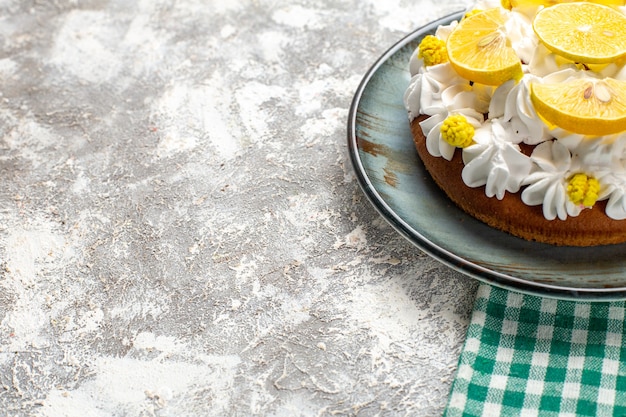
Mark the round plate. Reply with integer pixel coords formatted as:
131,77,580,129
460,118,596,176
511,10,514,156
347,12,626,301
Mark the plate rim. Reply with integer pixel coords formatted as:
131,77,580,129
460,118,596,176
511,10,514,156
347,11,626,301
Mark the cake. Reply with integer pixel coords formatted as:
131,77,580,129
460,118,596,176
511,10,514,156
404,0,626,246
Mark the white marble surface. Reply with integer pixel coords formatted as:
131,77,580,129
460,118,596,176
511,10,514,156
0,0,479,415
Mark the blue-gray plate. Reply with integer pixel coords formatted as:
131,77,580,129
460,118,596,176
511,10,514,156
347,12,626,301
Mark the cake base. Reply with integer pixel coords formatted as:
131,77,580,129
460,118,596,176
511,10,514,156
411,116,626,246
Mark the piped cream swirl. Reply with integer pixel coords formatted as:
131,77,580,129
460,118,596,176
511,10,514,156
462,119,532,199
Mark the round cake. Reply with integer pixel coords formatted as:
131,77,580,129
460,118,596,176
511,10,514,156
404,0,626,246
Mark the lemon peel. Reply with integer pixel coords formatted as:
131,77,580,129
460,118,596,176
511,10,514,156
440,114,475,148
464,9,484,19
567,173,601,207
533,2,626,64
503,0,626,9
418,35,448,67
446,8,523,86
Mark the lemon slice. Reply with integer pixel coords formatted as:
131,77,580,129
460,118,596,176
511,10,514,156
502,0,626,9
530,78,626,135
446,8,523,86
533,2,626,64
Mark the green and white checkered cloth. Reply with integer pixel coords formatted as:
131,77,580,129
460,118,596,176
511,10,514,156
445,284,626,417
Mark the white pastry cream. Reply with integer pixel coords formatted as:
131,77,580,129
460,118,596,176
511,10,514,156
462,118,532,200
404,3,626,220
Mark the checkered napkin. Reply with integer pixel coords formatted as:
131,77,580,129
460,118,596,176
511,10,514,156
444,284,626,417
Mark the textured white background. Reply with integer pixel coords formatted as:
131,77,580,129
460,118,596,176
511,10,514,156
0,0,478,415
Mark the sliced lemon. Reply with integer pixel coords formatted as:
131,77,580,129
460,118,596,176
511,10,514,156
530,78,626,135
502,0,626,9
446,8,523,86
533,2,626,64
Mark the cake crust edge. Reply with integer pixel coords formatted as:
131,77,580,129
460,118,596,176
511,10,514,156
411,116,626,247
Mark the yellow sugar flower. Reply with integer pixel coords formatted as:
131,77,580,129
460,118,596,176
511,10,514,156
418,35,448,67
567,173,601,207
440,114,475,148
